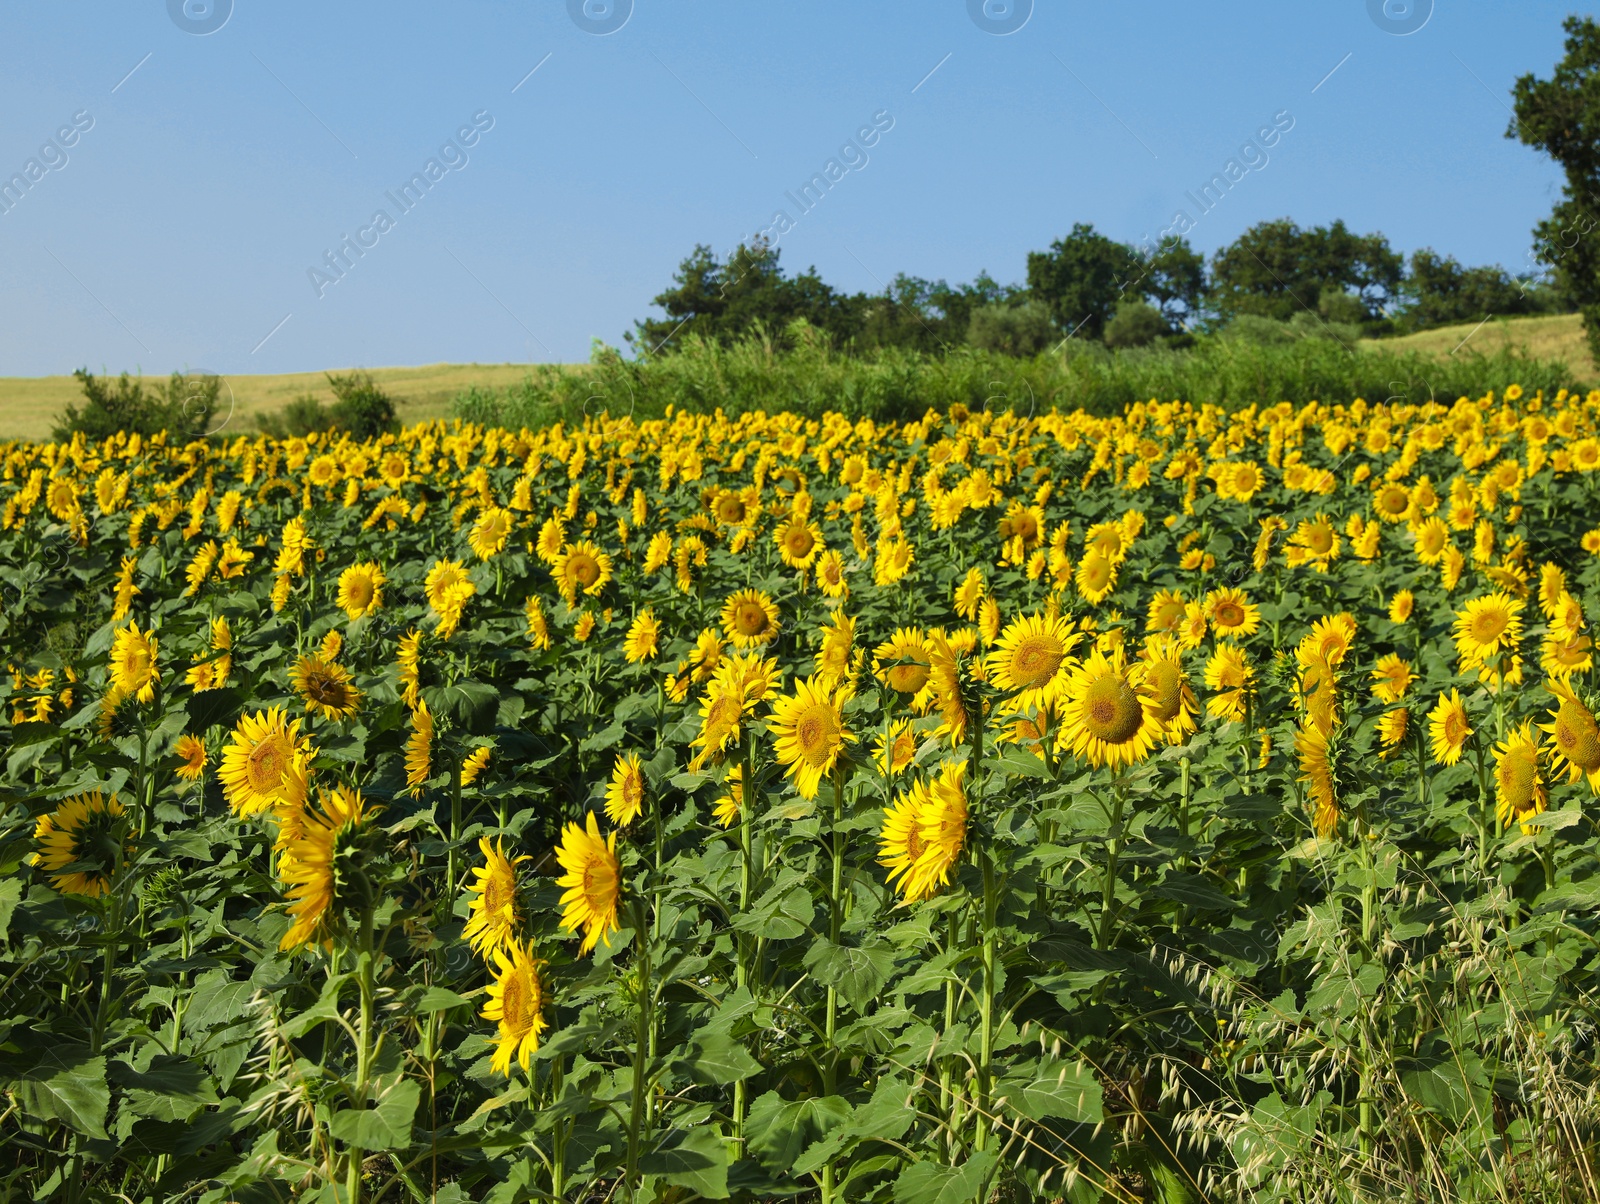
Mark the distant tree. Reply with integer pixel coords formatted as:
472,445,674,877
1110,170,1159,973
1025,223,1141,340
1210,219,1402,322
628,241,851,355
967,301,1057,356
1134,238,1208,327
853,272,1013,351
1395,249,1561,332
256,371,398,439
53,369,220,441
1511,16,1600,359
1103,300,1169,349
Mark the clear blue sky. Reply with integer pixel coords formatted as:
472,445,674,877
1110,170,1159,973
0,1,1579,376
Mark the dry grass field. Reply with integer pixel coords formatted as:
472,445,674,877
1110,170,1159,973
1373,310,1596,379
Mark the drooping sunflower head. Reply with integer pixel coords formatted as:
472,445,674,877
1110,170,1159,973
555,812,622,956
1543,681,1600,785
464,836,529,960
30,790,130,897
220,707,308,817
605,753,647,826
175,733,207,783
721,588,780,648
1494,722,1547,830
290,655,362,720
278,784,379,951
1058,649,1160,769
1428,689,1473,767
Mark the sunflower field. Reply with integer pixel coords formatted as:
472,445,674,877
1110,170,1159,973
7,390,1600,1203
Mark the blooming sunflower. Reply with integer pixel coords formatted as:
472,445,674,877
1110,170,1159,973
1075,551,1116,604
1057,648,1161,769
1494,722,1548,830
815,548,849,598
461,746,491,786
623,609,660,664
290,655,362,720
769,676,854,800
874,628,934,702
986,612,1080,715
1205,588,1260,638
775,516,823,570
424,559,476,637
109,623,159,705
1138,635,1197,745
555,812,621,955
1377,707,1409,759
405,701,434,795
398,629,424,709
1453,592,1523,676
278,785,374,951
874,717,921,777
954,567,986,621
1389,590,1415,624
1297,723,1339,838
1427,690,1472,766
469,506,514,560
1285,514,1340,571
219,707,310,817
175,733,207,783
1203,643,1252,722
1370,654,1414,704
1542,681,1600,788
336,562,385,620
463,836,529,959
605,752,647,826
552,540,613,601
30,790,129,897
878,759,968,903
815,611,856,688
721,588,781,648
712,765,744,828
483,938,549,1076
1146,590,1187,635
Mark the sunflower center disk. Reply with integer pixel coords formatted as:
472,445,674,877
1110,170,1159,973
1084,674,1143,743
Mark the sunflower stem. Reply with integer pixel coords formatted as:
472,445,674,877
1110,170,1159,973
732,730,754,1155
820,768,845,1204
624,899,652,1204
1098,778,1127,952
346,906,376,1204
941,911,960,1161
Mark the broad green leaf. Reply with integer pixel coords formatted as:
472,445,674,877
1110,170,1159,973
804,939,896,1012
328,1078,420,1151
111,1054,220,1122
12,1045,108,1138
892,1150,996,1204
415,986,473,1013
641,1125,731,1199
745,1092,852,1175
674,1030,762,1086
999,1059,1104,1124
0,876,20,944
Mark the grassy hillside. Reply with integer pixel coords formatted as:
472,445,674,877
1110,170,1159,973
1370,311,1596,380
0,362,574,443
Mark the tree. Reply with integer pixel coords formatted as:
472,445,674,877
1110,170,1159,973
1209,219,1402,322
967,301,1056,356
628,241,851,355
1103,300,1169,349
53,369,221,442
1135,238,1208,328
1395,249,1559,332
1025,223,1141,340
1511,16,1600,359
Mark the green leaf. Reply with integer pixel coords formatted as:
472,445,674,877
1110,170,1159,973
328,1079,420,1151
1149,871,1238,911
110,1054,221,1122
415,986,473,1013
1000,1059,1104,1124
673,1030,762,1086
892,1150,996,1204
186,687,244,734
0,876,21,944
641,1125,731,1199
745,1092,853,1176
803,939,896,1012
11,1045,108,1138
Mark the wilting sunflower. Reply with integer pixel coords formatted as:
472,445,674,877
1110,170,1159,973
336,562,385,620
1057,648,1161,769
1377,707,1409,759
1205,588,1260,638
30,790,129,897
109,623,159,705
1203,643,1252,723
878,759,968,903
175,733,207,782
469,506,514,560
1427,690,1472,766
405,701,434,794
290,655,362,720
605,753,647,826
1297,722,1339,838
219,707,310,817
721,588,781,648
551,540,613,601
986,612,1079,715
1542,681,1600,788
463,836,529,959
1370,654,1414,704
769,676,854,800
1494,722,1548,830
483,938,549,1076
398,629,424,710
278,785,375,951
1138,636,1197,744
623,609,660,664
555,812,621,955
775,515,824,570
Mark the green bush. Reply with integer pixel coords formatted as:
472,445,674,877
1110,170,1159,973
52,369,222,442
966,300,1057,356
257,372,399,439
1103,300,1170,349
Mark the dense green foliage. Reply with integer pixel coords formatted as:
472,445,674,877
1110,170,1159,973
52,370,223,443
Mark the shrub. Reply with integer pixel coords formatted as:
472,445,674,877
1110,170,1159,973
966,301,1057,356
52,369,221,442
257,372,399,439
1103,300,1170,349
